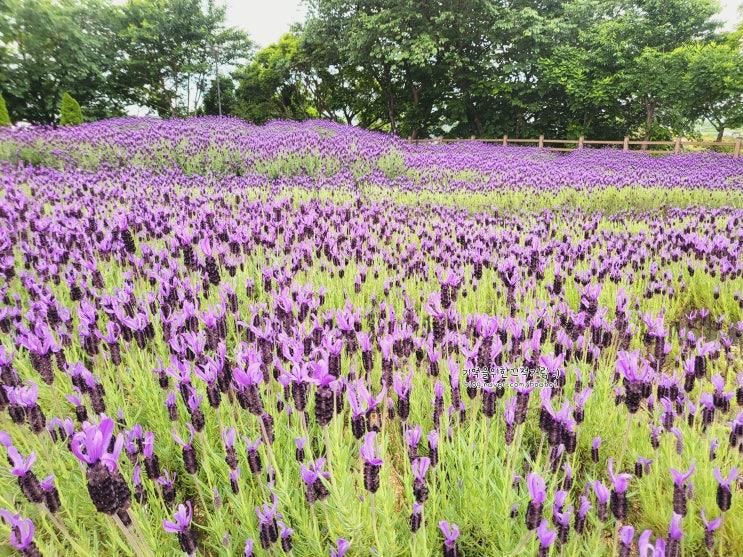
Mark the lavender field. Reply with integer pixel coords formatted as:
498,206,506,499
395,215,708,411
0,117,743,557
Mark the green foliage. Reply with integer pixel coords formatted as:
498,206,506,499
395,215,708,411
0,0,127,124
0,0,740,137
203,76,237,116
0,92,10,126
676,41,743,140
279,0,735,139
234,33,313,123
377,149,407,179
120,0,252,117
59,92,83,125
0,0,250,123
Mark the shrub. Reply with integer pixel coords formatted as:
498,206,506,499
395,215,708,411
59,92,83,125
0,93,10,126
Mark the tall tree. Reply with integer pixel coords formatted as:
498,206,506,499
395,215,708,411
120,0,252,117
234,33,314,123
678,41,743,140
539,0,720,139
203,76,236,116
0,0,127,124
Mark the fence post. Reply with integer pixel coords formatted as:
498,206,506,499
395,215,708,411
578,135,584,149
502,134,508,146
538,135,544,149
735,137,741,158
623,136,629,151
674,137,681,154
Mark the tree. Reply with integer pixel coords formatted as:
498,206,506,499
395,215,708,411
303,0,467,138
538,0,720,139
0,93,10,126
203,76,236,116
0,0,128,124
59,92,83,125
234,33,313,123
120,0,252,117
678,41,743,140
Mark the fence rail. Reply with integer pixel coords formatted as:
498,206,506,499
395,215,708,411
407,134,742,157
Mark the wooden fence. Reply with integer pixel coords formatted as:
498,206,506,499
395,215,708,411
408,135,742,157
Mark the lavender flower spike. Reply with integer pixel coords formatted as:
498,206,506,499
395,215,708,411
608,458,632,520
525,472,546,530
330,538,350,557
439,520,460,557
0,509,40,556
163,500,197,556
701,509,723,550
666,512,683,557
361,431,383,493
670,462,695,516
618,525,634,557
713,466,737,512
536,519,557,557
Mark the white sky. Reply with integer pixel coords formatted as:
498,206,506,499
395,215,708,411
225,0,742,47
224,0,308,47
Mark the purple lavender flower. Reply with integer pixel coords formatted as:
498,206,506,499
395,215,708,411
619,525,634,557
575,496,591,533
361,431,383,493
592,480,610,521
439,520,460,557
300,458,331,504
536,519,556,557
222,427,237,470
608,458,632,520
670,463,695,516
244,436,262,474
173,425,198,474
638,529,665,557
713,467,737,512
405,425,422,460
294,436,307,462
71,415,131,517
701,509,723,550
412,456,431,503
428,429,439,466
163,501,196,556
330,538,350,557
410,501,423,532
525,472,546,530
591,436,601,462
157,470,177,506
393,371,413,421
40,475,61,513
0,509,40,556
617,350,652,413
7,447,43,504
666,512,683,557
256,499,279,549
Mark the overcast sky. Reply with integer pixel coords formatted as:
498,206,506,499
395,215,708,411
227,0,742,47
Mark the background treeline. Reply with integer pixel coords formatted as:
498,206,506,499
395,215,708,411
1,0,742,140
0,0,252,123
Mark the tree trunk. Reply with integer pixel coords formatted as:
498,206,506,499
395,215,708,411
643,99,655,149
381,64,396,134
716,127,724,142
409,84,420,140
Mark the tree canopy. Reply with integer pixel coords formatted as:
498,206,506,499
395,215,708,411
0,0,740,139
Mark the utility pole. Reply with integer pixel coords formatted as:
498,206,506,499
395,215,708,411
211,43,222,116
